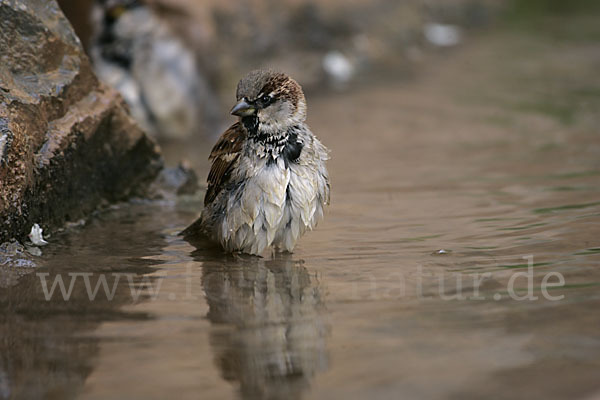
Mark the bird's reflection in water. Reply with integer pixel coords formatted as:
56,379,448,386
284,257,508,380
196,251,329,400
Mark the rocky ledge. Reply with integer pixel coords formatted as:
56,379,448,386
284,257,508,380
0,0,162,243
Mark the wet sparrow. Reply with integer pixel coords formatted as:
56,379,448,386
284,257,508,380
182,70,330,255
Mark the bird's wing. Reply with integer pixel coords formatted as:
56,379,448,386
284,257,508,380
204,122,247,206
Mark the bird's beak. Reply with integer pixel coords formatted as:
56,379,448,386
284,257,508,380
230,99,256,117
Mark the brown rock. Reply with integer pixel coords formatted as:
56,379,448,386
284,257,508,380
0,0,162,243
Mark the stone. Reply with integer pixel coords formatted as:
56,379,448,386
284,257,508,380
148,162,200,200
88,0,218,140
0,0,163,243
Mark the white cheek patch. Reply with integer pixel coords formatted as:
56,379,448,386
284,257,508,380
258,101,294,134
272,101,292,119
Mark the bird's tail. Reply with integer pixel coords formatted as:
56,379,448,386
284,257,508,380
179,217,205,238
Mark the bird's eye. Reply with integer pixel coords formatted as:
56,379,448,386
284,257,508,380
261,95,272,104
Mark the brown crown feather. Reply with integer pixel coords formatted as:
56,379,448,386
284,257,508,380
236,70,303,105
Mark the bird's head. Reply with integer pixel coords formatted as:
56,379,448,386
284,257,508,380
231,70,307,136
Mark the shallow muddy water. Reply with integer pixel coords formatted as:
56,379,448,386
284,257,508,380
2,16,600,400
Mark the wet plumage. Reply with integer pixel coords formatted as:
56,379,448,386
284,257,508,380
182,70,330,255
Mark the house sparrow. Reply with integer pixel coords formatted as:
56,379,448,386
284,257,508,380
182,70,330,256
90,0,216,139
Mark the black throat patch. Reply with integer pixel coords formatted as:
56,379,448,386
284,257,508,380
282,127,302,165
244,120,304,166
241,115,259,136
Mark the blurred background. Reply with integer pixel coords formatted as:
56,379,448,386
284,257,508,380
53,0,600,166
52,0,600,160
56,0,505,143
